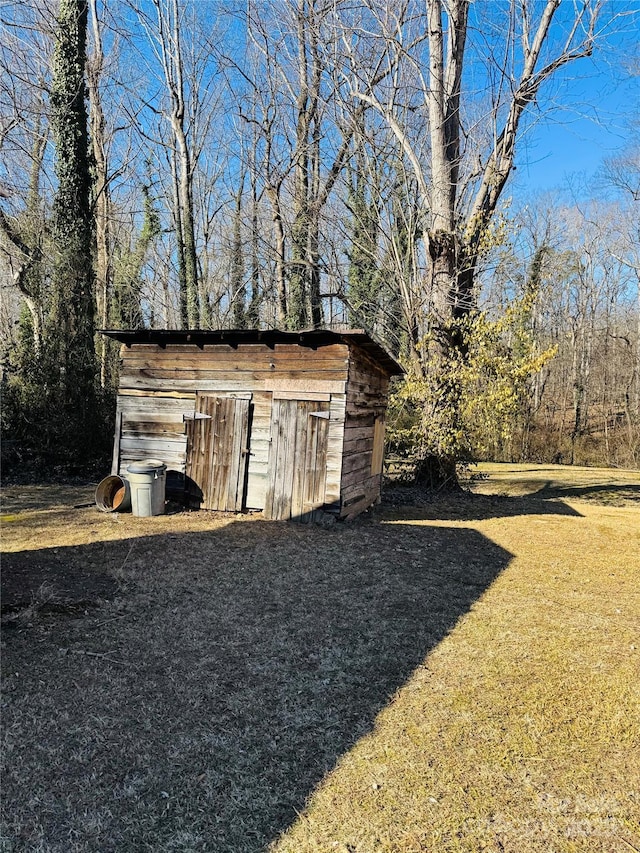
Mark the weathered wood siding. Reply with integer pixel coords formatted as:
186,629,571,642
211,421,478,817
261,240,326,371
113,390,195,476
112,342,349,512
340,345,390,519
185,395,251,511
264,399,331,521
116,343,349,393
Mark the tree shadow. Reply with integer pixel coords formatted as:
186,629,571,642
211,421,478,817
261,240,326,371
534,482,640,504
380,486,584,522
2,519,511,852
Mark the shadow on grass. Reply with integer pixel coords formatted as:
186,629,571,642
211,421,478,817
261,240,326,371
534,482,640,504
2,520,511,853
381,487,584,522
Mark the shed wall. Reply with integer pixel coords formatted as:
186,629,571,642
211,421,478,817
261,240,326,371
340,346,391,519
113,342,349,512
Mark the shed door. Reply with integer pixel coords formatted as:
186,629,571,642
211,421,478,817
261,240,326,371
185,395,250,511
264,399,330,521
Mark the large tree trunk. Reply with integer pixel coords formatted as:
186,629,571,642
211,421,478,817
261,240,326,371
287,0,354,329
247,156,261,329
265,184,287,327
170,149,188,328
230,176,246,328
152,0,199,329
88,0,111,387
173,124,199,328
287,0,313,330
50,0,95,360
395,0,595,483
49,0,97,454
307,19,323,329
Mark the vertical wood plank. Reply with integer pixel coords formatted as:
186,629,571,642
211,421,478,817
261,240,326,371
111,403,122,475
211,397,226,509
263,401,276,519
312,407,329,520
185,394,250,511
302,405,329,521
265,399,330,521
265,398,291,520
290,401,308,519
371,415,385,476
185,395,214,508
276,400,295,520
228,398,250,511
202,397,216,507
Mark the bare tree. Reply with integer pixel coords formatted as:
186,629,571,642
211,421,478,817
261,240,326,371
88,0,112,385
241,0,374,329
130,0,201,328
0,114,48,355
0,2,54,355
341,0,606,480
490,196,639,467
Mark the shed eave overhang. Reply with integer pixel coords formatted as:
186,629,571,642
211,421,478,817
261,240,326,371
100,328,405,376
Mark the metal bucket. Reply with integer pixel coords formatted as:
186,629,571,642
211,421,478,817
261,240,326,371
95,475,132,513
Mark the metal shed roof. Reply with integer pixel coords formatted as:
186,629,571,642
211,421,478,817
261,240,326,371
100,328,405,376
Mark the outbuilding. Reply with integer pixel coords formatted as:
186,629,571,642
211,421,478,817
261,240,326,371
103,328,404,521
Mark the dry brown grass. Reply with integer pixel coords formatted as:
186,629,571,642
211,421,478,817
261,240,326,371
1,464,639,852
273,466,640,853
467,462,640,505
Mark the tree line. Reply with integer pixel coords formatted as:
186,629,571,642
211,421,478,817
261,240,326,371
0,0,638,475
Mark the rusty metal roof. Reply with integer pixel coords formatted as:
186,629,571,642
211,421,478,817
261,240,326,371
100,328,405,375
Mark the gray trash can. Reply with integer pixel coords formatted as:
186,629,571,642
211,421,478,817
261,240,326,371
126,459,167,517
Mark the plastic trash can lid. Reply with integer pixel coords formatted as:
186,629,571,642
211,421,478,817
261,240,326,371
127,459,167,474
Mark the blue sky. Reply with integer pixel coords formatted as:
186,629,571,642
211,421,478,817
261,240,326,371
512,24,639,197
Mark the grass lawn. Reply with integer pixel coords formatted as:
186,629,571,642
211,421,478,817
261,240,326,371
1,463,639,852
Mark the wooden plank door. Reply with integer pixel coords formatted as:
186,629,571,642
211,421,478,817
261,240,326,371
185,395,250,511
264,399,330,521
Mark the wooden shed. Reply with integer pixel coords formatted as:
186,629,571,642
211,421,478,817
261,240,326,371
103,328,404,521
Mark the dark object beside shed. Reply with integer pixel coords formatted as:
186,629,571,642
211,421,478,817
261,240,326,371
102,328,404,521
